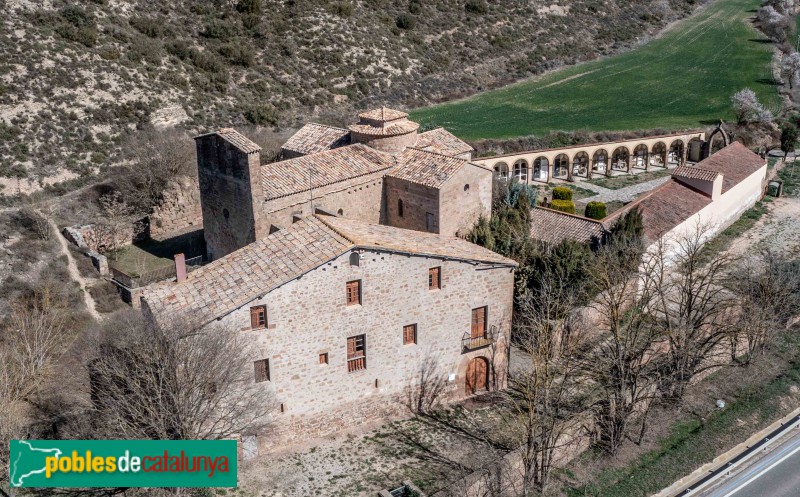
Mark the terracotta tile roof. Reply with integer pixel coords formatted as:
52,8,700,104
261,144,396,200
672,165,720,182
357,107,408,122
281,123,350,156
693,141,766,192
387,148,469,188
142,215,515,324
195,128,261,154
348,120,420,136
605,179,712,242
141,216,352,325
412,128,474,157
529,207,607,245
317,215,517,266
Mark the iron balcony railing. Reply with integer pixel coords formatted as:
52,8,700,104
461,325,497,353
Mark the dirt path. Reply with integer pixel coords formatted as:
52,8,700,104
41,213,101,321
726,195,800,257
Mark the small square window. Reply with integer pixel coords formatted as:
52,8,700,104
319,352,329,365
346,280,362,306
254,359,270,383
428,267,441,290
403,324,417,345
250,305,267,329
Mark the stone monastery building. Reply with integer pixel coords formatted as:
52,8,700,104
195,107,492,261
142,108,515,445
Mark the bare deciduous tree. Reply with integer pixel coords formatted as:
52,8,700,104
84,191,139,257
88,311,276,440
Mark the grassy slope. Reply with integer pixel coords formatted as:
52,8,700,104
411,0,779,140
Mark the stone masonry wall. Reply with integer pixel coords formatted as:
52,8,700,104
384,177,440,233
149,176,203,240
208,249,515,447
263,171,387,230
439,163,493,237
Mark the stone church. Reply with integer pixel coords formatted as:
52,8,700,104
195,107,493,260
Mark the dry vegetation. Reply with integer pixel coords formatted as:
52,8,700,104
0,0,704,191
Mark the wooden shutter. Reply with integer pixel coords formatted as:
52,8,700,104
346,280,361,305
471,307,486,339
429,267,440,290
250,306,266,329
254,359,269,382
347,335,366,372
403,324,416,345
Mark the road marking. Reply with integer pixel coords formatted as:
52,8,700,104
720,443,800,497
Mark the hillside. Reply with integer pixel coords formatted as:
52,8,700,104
0,0,703,193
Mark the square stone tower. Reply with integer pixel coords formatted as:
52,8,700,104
195,129,268,261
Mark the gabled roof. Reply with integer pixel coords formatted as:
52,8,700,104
412,128,474,157
387,148,470,188
281,123,350,156
261,143,396,200
529,207,606,245
358,107,408,122
142,215,516,325
318,215,517,267
195,128,261,154
693,141,765,192
672,165,720,182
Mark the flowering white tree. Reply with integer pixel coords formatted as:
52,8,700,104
783,52,800,89
731,88,773,124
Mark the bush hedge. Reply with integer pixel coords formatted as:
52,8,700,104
550,199,576,214
552,186,573,201
585,201,607,220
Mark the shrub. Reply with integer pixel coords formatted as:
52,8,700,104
236,0,262,14
550,199,576,215
219,43,255,66
551,186,573,201
585,201,607,220
330,1,353,16
244,104,278,125
396,13,415,30
165,40,191,60
409,0,422,14
465,0,488,14
130,16,162,38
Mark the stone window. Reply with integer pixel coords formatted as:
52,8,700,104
403,324,417,345
319,352,328,365
346,280,361,306
347,334,366,372
250,305,267,329
398,198,404,217
428,267,441,290
254,359,270,383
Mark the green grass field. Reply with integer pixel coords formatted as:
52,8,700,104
410,0,779,140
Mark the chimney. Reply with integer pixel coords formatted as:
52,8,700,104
174,253,187,282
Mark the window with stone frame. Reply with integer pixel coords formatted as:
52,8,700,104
346,280,361,306
428,267,441,290
254,359,270,383
347,334,366,372
403,324,417,345
398,198,404,217
250,305,267,329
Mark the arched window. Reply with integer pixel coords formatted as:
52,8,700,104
513,159,528,182
553,154,569,178
572,152,589,177
398,198,404,217
592,150,608,173
533,157,549,181
494,162,509,179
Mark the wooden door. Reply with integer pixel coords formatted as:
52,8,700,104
465,357,488,395
471,307,486,339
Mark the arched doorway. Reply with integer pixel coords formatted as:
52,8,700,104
592,149,608,175
533,156,549,182
651,142,667,167
633,144,648,169
553,154,569,179
513,159,528,183
494,161,509,179
465,356,489,395
611,147,629,172
572,151,589,178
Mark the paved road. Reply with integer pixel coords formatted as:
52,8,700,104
701,430,800,497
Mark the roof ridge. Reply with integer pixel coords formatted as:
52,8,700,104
306,122,349,132
314,214,357,245
404,147,466,161
535,206,605,225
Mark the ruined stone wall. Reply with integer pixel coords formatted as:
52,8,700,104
209,249,515,447
384,177,439,233
149,176,203,240
439,164,493,237
263,171,387,230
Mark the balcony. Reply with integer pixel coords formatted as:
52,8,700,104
347,356,366,372
462,326,496,353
